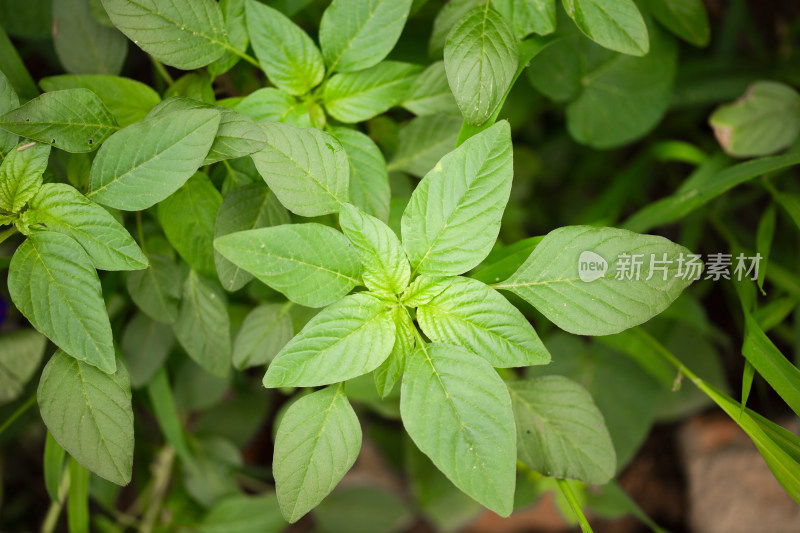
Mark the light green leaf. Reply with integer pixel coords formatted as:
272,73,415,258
273,385,362,523
0,141,49,213
0,329,46,404
373,305,415,398
402,61,460,117
199,493,286,533
101,0,229,69
562,0,649,56
417,276,550,367
387,114,462,177
208,0,250,77
147,96,265,164
339,203,410,295
263,293,395,387
214,183,290,291
233,303,293,369
429,0,481,58
508,375,616,484
444,5,519,126
0,70,19,158
492,0,556,37
650,0,709,47
173,270,232,378
333,127,390,222
87,108,220,210
126,253,182,324
37,350,133,485
53,0,127,75
214,224,361,307
400,274,450,307
0,88,117,153
121,312,174,388
495,225,696,336
23,183,147,271
324,62,421,124
158,173,222,278
401,121,513,276
319,0,413,73
250,122,349,217
401,342,516,516
710,81,800,158
8,231,115,373
39,75,161,127
235,88,314,127
245,0,324,95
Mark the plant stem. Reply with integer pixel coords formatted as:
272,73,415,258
0,225,18,246
141,446,175,533
41,466,71,533
556,479,593,533
136,211,148,255
0,394,36,436
150,57,174,85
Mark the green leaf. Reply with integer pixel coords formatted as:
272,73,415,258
373,305,415,398
402,61,460,117
126,253,182,324
509,376,616,484
173,270,232,378
199,493,286,533
0,25,38,101
53,0,127,75
333,127,390,222
492,0,557,38
312,485,413,533
214,224,361,307
208,0,250,77
147,96,265,164
417,276,550,367
23,183,147,271
37,350,133,485
8,231,115,373
324,62,421,124
39,75,161,128
0,141,49,213
264,293,395,387
319,0,413,73
233,303,293,369
562,0,649,56
245,0,324,95
214,183,289,291
0,89,118,153
0,70,19,158
400,274,450,307
623,152,800,233
387,114,462,177
121,312,174,388
0,329,46,404
496,225,696,336
529,25,676,149
174,357,230,411
273,385,362,523
742,309,800,418
235,88,315,127
87,108,220,210
43,431,66,501
710,81,800,158
101,0,229,69
444,5,519,126
401,121,513,276
650,0,710,47
339,203,410,295
250,122,349,217
158,174,222,278
401,342,516,516
429,0,481,58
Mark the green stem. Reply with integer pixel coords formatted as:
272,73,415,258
136,211,148,256
556,479,593,533
0,225,18,246
41,466,71,533
228,46,261,69
140,446,175,533
0,393,36,436
150,57,174,85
